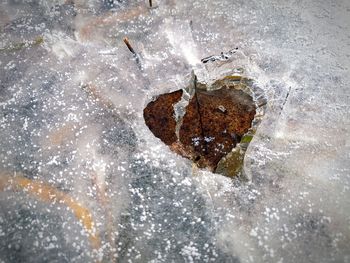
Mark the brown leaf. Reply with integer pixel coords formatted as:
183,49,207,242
179,86,256,170
143,90,183,145
143,79,256,172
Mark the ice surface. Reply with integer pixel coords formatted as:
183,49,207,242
0,0,350,262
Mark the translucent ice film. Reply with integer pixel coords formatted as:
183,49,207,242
0,0,350,262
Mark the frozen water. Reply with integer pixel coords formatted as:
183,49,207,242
0,0,350,262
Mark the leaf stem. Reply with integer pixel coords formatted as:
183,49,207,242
193,75,208,155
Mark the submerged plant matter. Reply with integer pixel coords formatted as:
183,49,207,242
144,74,257,176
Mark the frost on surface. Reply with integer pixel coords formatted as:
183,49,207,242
0,0,350,262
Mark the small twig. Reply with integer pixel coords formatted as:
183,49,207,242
123,37,143,70
257,101,267,108
123,37,136,55
282,86,291,107
201,47,238,64
149,0,152,7
278,86,291,115
189,20,194,33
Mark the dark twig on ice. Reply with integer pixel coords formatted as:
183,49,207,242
189,20,194,33
201,47,239,64
193,75,208,155
149,0,153,7
278,86,291,115
123,37,142,70
123,37,136,55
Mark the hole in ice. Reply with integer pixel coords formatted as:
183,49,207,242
144,74,265,178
